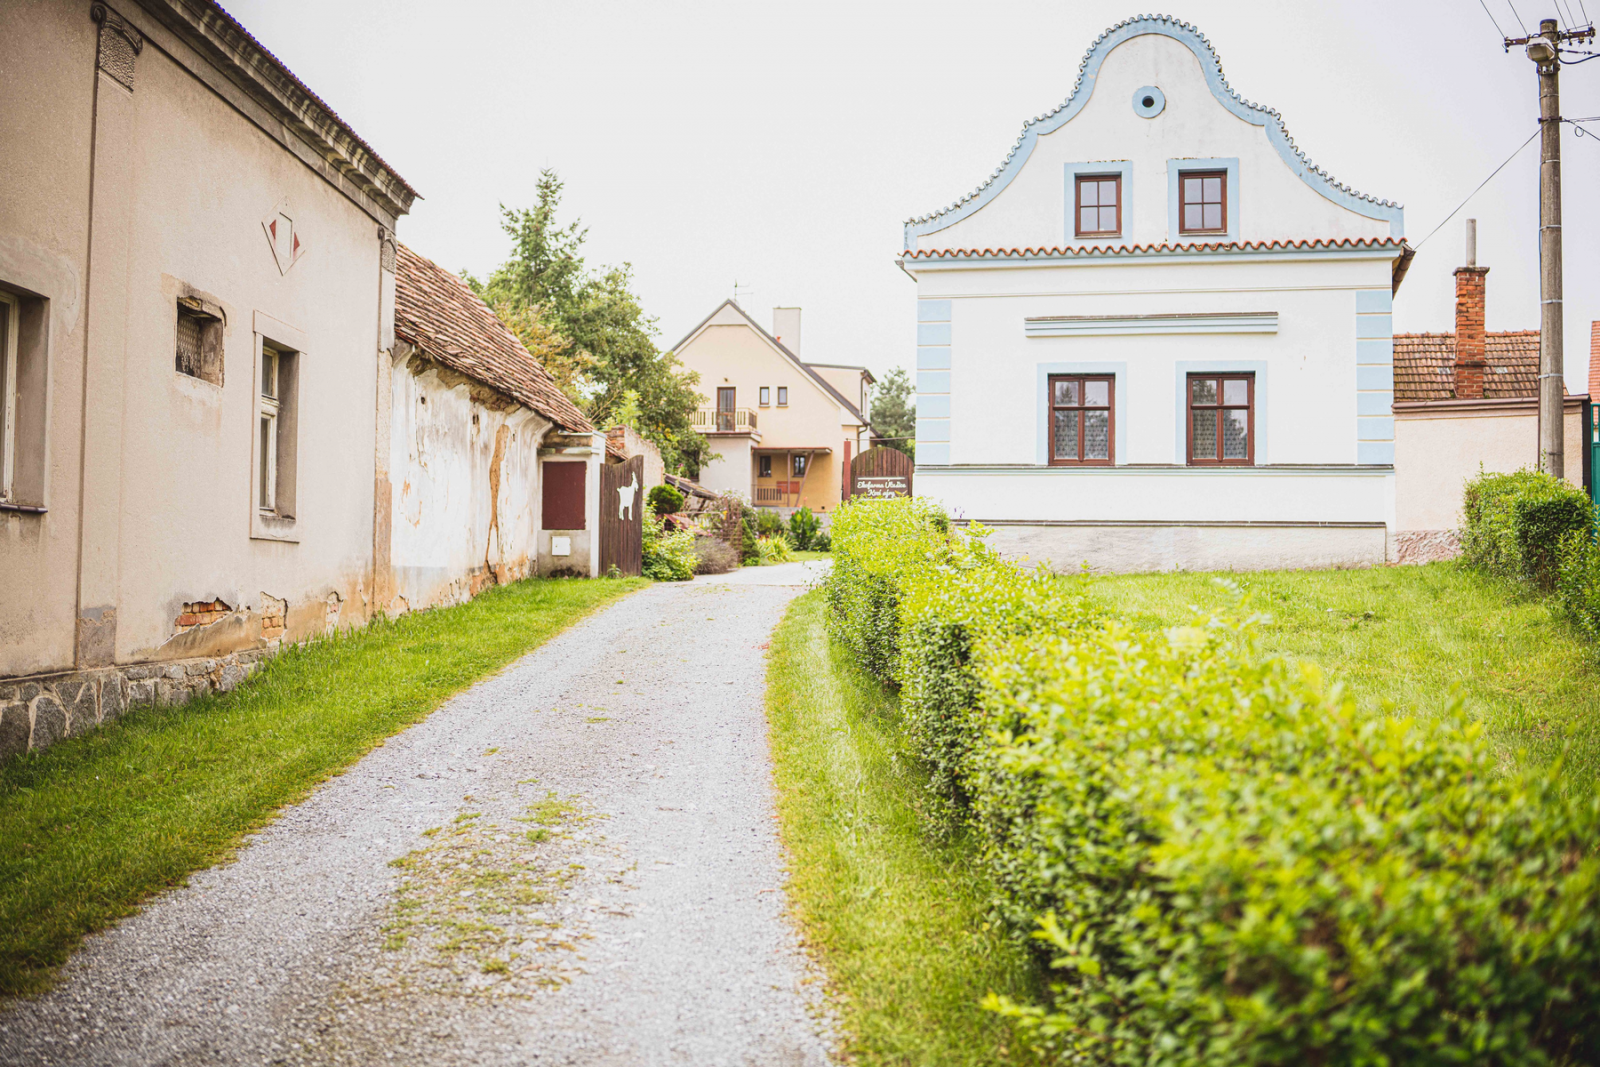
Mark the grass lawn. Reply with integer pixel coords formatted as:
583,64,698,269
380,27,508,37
765,590,1040,1067
1086,562,1600,786
0,575,644,996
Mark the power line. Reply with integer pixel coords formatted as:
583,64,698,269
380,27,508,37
1506,0,1530,32
1478,0,1511,36
1413,127,1541,249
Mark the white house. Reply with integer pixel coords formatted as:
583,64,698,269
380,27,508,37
900,15,1410,572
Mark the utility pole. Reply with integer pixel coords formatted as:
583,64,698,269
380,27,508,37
1505,18,1594,477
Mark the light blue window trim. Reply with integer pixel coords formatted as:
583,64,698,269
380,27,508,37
917,299,952,322
916,442,951,466
1356,416,1394,439
919,395,951,418
1357,442,1395,465
1063,161,1133,246
1035,362,1128,466
1356,365,1393,390
918,370,951,394
917,322,951,346
918,346,951,370
1356,392,1394,416
1356,339,1393,366
1168,158,1239,243
902,17,1403,250
1355,314,1393,339
1355,290,1393,314
1174,361,1268,464
916,418,951,443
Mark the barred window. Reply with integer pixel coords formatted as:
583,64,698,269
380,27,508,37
175,298,223,385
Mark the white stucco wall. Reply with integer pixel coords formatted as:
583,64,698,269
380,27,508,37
389,357,551,612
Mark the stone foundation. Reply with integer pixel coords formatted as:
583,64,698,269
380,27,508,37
0,647,273,762
1395,529,1462,564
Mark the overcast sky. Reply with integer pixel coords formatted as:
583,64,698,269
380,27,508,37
227,0,1600,388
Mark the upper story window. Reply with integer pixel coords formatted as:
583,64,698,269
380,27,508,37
777,386,788,407
1048,375,1113,465
1075,175,1121,238
1179,171,1227,235
759,386,770,407
1187,373,1253,465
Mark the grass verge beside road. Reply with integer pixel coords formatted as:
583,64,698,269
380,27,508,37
765,590,1040,1067
0,576,644,996
1088,562,1600,785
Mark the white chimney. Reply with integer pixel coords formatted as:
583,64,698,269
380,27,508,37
772,307,801,358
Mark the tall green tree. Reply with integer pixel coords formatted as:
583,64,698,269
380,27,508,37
871,367,916,458
470,171,712,476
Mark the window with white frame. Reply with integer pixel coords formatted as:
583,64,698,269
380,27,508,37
255,337,299,525
777,386,788,407
759,386,770,407
0,291,18,503
259,346,280,511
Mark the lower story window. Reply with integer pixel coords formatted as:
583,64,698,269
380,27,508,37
792,453,808,477
759,454,772,478
1048,375,1113,465
1187,373,1254,464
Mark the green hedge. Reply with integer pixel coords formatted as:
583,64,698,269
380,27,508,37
1461,469,1591,590
826,497,1600,1066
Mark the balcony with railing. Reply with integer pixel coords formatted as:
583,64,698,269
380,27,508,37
693,407,759,434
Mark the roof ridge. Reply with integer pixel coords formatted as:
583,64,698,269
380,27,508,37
904,15,1399,235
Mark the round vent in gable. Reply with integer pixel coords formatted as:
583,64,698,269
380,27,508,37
1132,86,1165,118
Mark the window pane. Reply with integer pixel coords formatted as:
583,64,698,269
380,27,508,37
259,416,273,507
261,351,277,398
1084,410,1110,460
1098,180,1117,208
1223,409,1249,459
1080,181,1099,207
1098,206,1117,232
1184,205,1203,231
1222,379,1249,406
1080,207,1098,233
1083,380,1109,406
1053,379,1079,406
1190,378,1218,404
1192,409,1218,460
1203,176,1221,202
1184,176,1202,201
1053,410,1079,460
1204,204,1222,230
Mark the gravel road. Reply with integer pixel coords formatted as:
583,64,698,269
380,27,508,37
0,564,835,1066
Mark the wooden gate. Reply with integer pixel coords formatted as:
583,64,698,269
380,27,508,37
600,455,644,576
848,446,914,500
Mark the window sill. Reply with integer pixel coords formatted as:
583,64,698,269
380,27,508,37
251,511,300,543
0,501,46,514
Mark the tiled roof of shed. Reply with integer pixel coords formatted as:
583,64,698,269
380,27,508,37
1393,331,1540,402
394,244,592,433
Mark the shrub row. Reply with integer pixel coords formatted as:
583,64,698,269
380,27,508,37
826,496,1600,1066
1461,468,1592,591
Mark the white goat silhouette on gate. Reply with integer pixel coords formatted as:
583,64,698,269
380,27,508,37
617,473,639,520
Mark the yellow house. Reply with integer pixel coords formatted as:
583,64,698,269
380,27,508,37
671,301,873,515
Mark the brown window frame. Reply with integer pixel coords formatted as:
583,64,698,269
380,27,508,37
1178,170,1228,235
1046,374,1115,467
1074,174,1122,238
1186,373,1255,466
759,454,773,478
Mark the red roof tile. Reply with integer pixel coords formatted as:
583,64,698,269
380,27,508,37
1393,331,1540,402
394,244,592,433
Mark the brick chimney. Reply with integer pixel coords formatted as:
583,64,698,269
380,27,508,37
1589,320,1600,399
1453,219,1488,399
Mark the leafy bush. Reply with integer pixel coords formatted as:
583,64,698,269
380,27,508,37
756,535,794,565
789,507,821,551
1462,469,1592,590
641,511,696,581
646,484,684,515
826,497,1600,1066
812,530,831,553
740,505,761,566
756,509,786,537
692,536,740,574
1557,528,1600,640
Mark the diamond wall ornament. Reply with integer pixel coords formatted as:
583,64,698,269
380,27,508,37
261,199,308,274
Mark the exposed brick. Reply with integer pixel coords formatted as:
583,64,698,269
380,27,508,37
1453,266,1489,399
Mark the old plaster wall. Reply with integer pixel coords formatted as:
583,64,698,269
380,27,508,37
389,355,551,611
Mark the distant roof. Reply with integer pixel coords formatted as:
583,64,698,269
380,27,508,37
805,362,877,384
394,244,592,433
670,300,874,428
1393,331,1539,402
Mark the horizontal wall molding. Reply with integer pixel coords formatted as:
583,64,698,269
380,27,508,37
917,463,1393,475
1025,311,1277,337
